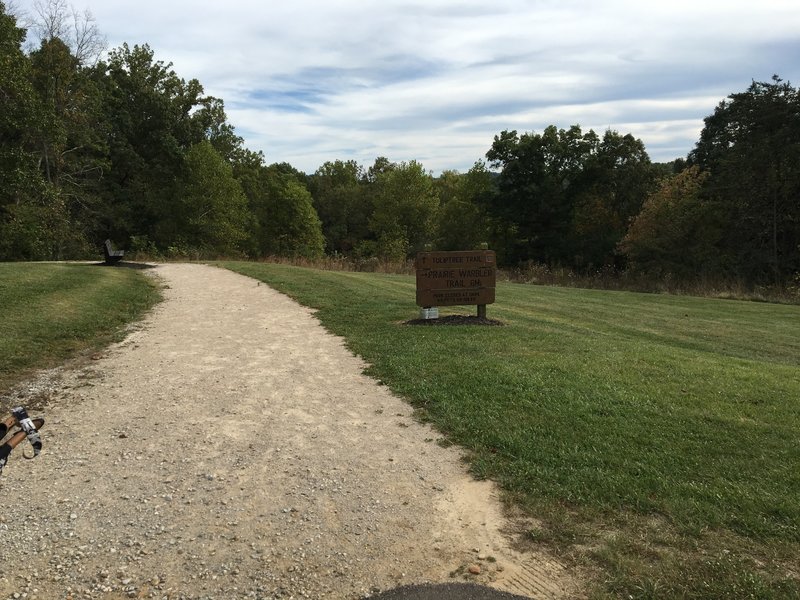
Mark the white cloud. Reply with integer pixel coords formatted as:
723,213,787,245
14,0,800,172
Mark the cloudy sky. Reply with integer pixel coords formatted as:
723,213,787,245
15,0,800,173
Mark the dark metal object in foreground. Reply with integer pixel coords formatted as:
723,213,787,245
0,406,44,476
365,583,531,600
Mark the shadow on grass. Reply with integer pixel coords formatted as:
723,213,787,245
91,261,157,271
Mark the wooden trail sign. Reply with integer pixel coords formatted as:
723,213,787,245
415,250,496,309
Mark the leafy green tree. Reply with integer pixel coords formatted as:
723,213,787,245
231,147,267,196
365,156,396,182
231,153,323,258
257,167,325,259
369,160,439,259
435,162,493,251
269,162,307,181
572,130,656,268
689,76,800,283
229,147,268,255
0,2,39,206
486,125,597,265
194,97,244,162
2,4,327,262
27,36,107,254
486,125,655,267
0,1,61,260
309,160,372,253
11,0,115,258
94,43,220,247
163,141,250,255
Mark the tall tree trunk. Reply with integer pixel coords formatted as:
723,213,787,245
772,190,779,285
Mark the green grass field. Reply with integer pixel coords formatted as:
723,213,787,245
222,261,800,599
0,263,161,400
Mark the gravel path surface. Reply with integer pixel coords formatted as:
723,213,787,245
0,264,578,600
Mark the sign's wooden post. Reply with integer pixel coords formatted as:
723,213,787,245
477,243,488,318
415,249,496,317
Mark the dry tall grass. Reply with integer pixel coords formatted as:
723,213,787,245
253,254,417,275
255,256,800,305
128,247,799,305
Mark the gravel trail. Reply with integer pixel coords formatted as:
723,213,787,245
0,264,577,599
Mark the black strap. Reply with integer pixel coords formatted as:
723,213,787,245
0,442,12,475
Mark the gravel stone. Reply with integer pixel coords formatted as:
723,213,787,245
0,264,576,600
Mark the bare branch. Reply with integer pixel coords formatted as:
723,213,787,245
28,0,107,65
33,0,69,41
70,6,106,65
7,0,38,41
5,0,26,21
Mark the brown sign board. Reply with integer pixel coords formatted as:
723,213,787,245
416,286,496,308
415,250,496,307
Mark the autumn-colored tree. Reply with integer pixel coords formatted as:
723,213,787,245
619,166,723,278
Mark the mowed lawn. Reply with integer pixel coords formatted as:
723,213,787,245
0,263,161,399
223,261,800,598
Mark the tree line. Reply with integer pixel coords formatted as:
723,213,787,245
2,2,798,287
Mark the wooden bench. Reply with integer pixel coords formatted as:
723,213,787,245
103,239,124,265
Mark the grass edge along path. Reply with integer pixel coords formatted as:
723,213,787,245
0,263,162,402
221,261,800,600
